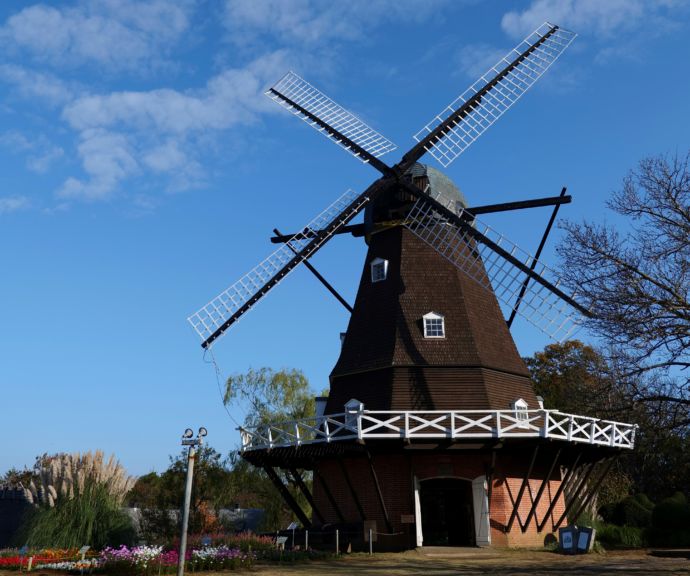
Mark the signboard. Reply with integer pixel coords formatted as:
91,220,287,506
400,514,415,524
79,546,90,560
275,536,288,550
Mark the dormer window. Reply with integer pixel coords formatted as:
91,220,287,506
371,257,388,283
423,312,445,338
511,398,529,428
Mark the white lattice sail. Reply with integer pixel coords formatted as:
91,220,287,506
267,71,397,161
404,192,584,342
414,22,577,168
188,188,368,345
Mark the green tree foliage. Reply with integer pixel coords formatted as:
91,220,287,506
526,340,621,419
126,445,237,542
225,367,316,427
224,367,320,530
526,340,690,502
125,368,321,535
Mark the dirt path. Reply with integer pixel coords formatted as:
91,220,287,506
3,548,687,576
248,548,689,576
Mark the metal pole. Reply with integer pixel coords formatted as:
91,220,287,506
177,427,206,576
177,444,195,576
336,529,339,555
305,530,308,550
369,528,373,555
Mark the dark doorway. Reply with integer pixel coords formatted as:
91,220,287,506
420,478,475,546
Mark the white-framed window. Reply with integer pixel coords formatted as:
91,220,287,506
344,398,364,429
370,257,388,283
423,312,445,338
511,398,529,428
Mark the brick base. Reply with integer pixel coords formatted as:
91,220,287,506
311,446,568,550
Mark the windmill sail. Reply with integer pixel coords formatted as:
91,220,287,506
188,187,372,348
403,192,587,341
408,22,576,169
267,71,397,166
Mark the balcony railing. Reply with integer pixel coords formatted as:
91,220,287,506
239,409,636,452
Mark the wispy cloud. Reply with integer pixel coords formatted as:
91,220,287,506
0,0,192,72
0,64,74,106
501,0,683,39
57,51,288,201
223,0,451,47
453,43,508,80
0,195,30,214
0,131,65,173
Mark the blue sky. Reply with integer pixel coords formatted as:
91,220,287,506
1,0,689,477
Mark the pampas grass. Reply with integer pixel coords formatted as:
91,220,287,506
19,451,137,549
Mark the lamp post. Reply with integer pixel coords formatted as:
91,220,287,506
177,427,207,576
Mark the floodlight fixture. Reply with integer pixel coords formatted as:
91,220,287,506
198,427,208,438
183,428,193,439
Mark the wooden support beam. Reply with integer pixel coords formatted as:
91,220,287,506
290,468,325,525
466,193,571,216
338,458,367,521
554,460,597,530
570,458,616,524
506,446,539,532
537,451,582,533
314,468,345,523
507,187,568,327
274,228,353,313
523,448,561,533
263,465,312,528
366,450,393,533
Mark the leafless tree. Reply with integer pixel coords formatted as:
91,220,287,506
558,151,690,423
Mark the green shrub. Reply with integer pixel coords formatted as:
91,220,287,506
649,492,690,547
599,494,653,528
595,523,647,548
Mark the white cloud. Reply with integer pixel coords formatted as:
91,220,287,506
0,0,192,71
57,51,288,201
0,64,74,106
501,0,677,39
0,195,30,214
223,0,451,46
57,129,139,201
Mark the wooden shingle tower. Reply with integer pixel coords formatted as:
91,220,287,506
189,23,636,549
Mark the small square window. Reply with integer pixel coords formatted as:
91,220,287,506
371,257,388,283
423,312,445,338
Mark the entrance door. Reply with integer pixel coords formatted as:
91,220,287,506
420,478,475,546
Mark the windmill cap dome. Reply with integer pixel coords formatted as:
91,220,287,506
406,163,468,210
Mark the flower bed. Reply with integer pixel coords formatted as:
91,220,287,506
101,544,254,574
0,543,254,574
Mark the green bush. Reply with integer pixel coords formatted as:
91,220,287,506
599,494,653,528
595,523,648,548
649,492,690,547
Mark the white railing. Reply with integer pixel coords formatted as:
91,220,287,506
239,409,636,451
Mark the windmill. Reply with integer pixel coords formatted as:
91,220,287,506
189,23,636,550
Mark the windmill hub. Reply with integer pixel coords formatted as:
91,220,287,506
364,163,468,234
